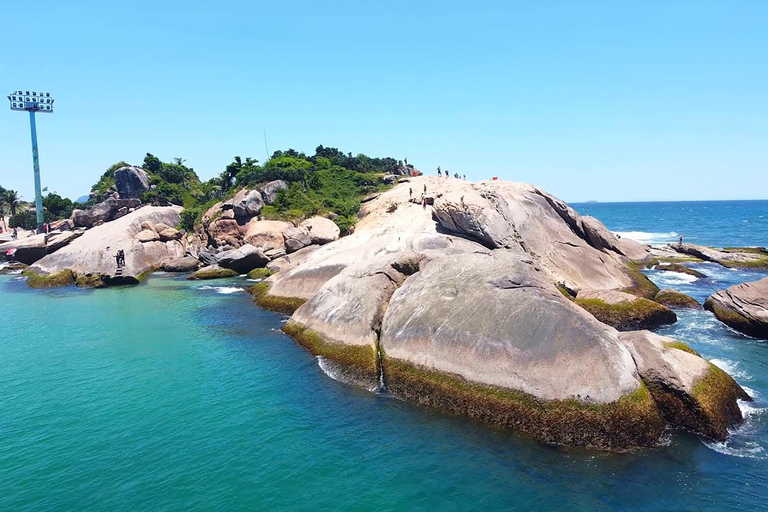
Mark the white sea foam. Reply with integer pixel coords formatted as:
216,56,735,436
651,271,698,286
198,285,244,294
614,231,677,246
703,440,765,458
708,358,751,381
317,356,378,393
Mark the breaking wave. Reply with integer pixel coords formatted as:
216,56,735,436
197,285,244,294
614,231,677,246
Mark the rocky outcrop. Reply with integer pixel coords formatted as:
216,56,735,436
620,331,749,441
244,220,291,258
0,230,84,265
28,206,184,286
654,289,702,310
704,277,768,339
72,198,141,228
257,177,746,449
0,235,49,264
670,244,768,269
575,290,677,331
259,180,288,205
114,166,150,199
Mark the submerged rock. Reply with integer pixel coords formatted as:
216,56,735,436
655,262,707,278
704,277,768,339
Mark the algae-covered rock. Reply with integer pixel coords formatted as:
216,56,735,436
23,269,75,288
654,289,702,310
704,277,768,339
249,281,306,315
656,262,706,278
247,268,272,280
76,274,106,288
620,331,750,440
187,265,239,280
0,262,28,274
575,290,677,331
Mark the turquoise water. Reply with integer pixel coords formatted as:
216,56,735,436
2,200,768,511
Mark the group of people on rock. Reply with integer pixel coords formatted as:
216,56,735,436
114,249,126,268
436,166,465,181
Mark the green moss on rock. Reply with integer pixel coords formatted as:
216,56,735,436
575,297,677,331
382,357,666,450
282,320,378,383
248,281,306,315
247,268,272,280
75,274,106,288
622,262,660,299
703,298,765,338
187,266,239,280
654,289,702,309
662,340,700,356
692,363,751,439
23,269,75,289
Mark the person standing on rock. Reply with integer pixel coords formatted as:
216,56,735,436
409,187,413,199
679,234,683,245
405,157,408,166
463,174,466,180
12,228,17,240
437,166,441,176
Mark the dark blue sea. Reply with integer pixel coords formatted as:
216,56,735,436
0,200,766,511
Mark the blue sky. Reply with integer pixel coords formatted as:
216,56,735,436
1,1,766,202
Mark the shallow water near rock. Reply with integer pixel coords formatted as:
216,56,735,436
2,201,768,511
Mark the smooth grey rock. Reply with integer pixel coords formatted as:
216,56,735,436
233,189,264,218
282,226,312,253
259,180,288,205
71,198,142,228
705,277,768,339
158,227,182,242
299,217,340,245
217,244,269,273
135,229,161,243
114,166,150,199
164,256,200,272
0,235,48,265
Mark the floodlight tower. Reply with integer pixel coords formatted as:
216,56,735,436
7,90,54,233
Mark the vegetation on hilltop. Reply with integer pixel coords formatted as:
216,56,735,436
24,146,402,233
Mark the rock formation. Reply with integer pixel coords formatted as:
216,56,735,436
71,198,141,228
705,277,768,339
28,206,185,286
670,243,768,269
254,177,748,450
114,166,150,199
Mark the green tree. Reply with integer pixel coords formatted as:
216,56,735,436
42,192,74,221
142,153,163,173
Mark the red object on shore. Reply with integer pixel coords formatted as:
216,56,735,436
492,176,498,180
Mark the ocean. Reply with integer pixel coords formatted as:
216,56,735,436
1,200,767,511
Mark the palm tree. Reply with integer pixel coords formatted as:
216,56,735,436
2,190,21,226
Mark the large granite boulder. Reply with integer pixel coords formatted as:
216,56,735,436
216,244,269,274
259,180,288,205
704,277,768,338
233,189,264,218
300,217,340,245
71,198,142,228
257,177,747,449
282,226,312,253
243,220,291,255
114,166,150,199
164,256,200,273
28,206,184,286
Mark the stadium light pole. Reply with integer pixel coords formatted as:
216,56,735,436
7,90,54,233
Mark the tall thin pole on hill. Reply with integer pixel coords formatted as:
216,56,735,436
263,129,270,162
7,90,54,233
